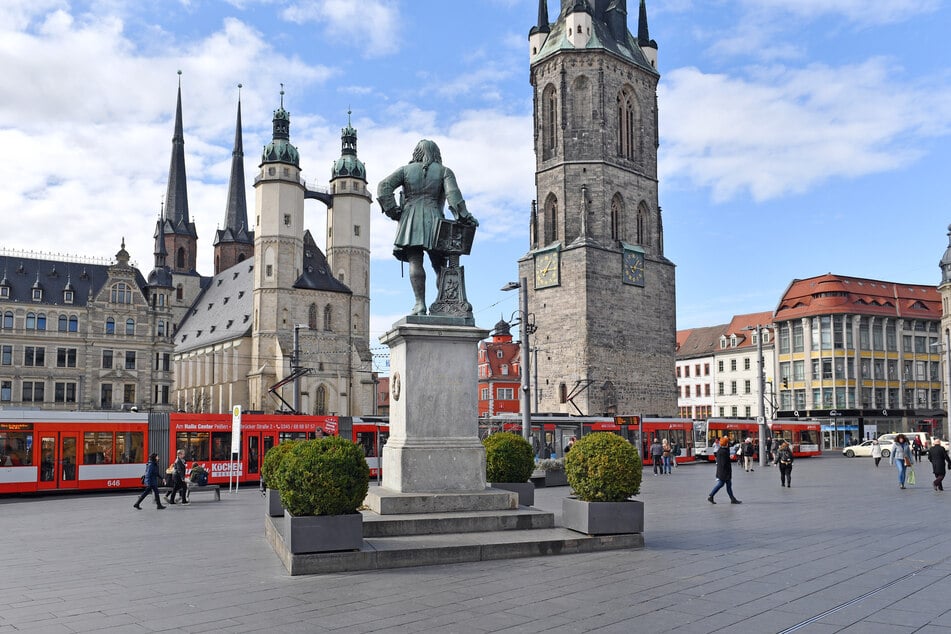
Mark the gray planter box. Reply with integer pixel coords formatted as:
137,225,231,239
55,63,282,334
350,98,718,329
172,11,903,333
541,469,568,487
283,511,363,554
562,497,644,535
490,482,535,506
266,488,284,517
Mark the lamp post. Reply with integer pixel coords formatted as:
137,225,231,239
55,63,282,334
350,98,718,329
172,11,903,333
502,279,533,443
744,324,768,466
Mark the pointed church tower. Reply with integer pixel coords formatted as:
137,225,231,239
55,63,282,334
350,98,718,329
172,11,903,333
326,110,371,361
162,71,199,274
213,86,254,274
519,0,676,416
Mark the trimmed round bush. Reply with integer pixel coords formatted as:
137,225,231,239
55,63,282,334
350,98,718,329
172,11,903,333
565,432,642,502
483,432,535,483
260,440,298,490
275,436,370,516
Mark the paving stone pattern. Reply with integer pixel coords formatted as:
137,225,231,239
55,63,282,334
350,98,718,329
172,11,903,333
2,454,951,633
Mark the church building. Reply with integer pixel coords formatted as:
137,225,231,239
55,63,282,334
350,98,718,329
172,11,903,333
519,0,677,416
167,86,374,416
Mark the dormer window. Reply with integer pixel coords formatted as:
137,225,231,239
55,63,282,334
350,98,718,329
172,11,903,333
63,290,74,304
730,334,737,348
719,335,727,349
0,286,9,298
496,350,503,358
32,288,43,301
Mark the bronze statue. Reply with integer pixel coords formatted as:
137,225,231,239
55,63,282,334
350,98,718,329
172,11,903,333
378,140,478,316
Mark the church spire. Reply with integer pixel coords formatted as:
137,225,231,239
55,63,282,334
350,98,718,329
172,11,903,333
637,0,658,67
532,0,550,35
164,71,196,238
222,85,249,239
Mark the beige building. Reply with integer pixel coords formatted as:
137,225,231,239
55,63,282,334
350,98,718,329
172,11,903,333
0,242,175,412
169,91,374,415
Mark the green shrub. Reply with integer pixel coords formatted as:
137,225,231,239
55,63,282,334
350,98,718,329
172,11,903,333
536,458,564,472
483,432,535,483
260,440,298,489
275,436,370,516
565,432,641,502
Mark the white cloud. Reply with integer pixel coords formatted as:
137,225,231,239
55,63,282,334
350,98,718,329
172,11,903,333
281,0,400,58
658,58,950,202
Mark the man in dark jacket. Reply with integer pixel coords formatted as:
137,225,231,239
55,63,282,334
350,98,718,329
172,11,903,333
927,439,951,491
649,438,664,476
708,437,741,504
167,449,189,505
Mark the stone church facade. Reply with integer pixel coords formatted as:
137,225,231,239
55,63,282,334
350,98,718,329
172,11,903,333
518,0,677,416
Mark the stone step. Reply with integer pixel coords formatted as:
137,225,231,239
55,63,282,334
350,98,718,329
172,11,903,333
361,507,555,537
266,516,644,575
365,486,518,514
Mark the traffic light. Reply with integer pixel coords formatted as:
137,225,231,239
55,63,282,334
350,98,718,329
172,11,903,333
782,377,788,389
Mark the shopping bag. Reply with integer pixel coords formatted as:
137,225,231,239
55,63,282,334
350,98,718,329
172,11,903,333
907,468,916,486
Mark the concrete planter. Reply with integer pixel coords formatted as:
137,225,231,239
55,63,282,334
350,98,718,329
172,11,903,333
283,511,363,554
532,469,568,487
266,488,284,517
562,497,644,535
490,482,534,507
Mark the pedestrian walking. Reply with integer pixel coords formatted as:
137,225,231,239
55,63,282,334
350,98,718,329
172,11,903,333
927,439,951,491
777,441,794,487
742,438,755,472
889,434,913,489
770,437,780,465
662,439,672,474
650,438,663,476
167,449,189,505
708,437,741,504
912,435,924,463
133,453,166,510
671,440,680,469
871,439,882,467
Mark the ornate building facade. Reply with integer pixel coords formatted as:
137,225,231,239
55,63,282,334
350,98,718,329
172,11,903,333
518,0,677,416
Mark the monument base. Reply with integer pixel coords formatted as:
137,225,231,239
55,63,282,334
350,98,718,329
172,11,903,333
364,486,517,515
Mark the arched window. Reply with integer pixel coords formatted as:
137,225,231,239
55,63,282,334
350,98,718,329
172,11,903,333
636,202,650,246
36,313,46,330
176,285,183,301
617,87,637,160
111,282,132,304
2,311,12,329
571,76,591,130
543,194,558,246
126,318,135,335
542,84,558,160
611,194,624,242
559,383,568,404
68,316,78,332
59,315,68,331
176,247,186,269
308,304,318,330
26,312,36,330
315,385,327,415
323,305,332,331
158,321,165,337
105,318,115,334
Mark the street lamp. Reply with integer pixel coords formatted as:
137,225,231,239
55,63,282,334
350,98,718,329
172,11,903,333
744,324,768,466
502,279,533,443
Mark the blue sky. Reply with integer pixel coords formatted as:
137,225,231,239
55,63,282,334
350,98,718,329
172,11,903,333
2,0,950,374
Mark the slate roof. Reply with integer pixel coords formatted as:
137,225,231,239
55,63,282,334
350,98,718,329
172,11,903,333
174,260,253,353
0,254,147,308
294,231,351,293
676,324,728,360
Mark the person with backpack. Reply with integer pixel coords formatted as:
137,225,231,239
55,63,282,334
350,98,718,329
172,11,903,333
166,449,189,505
133,453,166,510
708,437,742,504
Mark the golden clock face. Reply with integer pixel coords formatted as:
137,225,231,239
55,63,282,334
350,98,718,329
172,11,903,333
534,251,559,288
623,250,645,286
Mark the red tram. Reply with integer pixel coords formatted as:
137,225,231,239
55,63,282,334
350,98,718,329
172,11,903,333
0,411,389,494
697,419,822,461
0,411,149,493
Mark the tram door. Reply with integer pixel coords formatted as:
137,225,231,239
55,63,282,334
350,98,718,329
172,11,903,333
38,433,79,490
245,434,261,477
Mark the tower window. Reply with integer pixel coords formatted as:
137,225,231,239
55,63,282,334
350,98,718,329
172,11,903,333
354,225,360,237
617,87,637,160
284,214,291,226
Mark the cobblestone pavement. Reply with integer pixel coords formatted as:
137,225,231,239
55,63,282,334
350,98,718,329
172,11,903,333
3,453,951,633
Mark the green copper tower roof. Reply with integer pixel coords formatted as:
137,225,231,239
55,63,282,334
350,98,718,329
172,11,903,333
261,86,300,167
331,109,366,181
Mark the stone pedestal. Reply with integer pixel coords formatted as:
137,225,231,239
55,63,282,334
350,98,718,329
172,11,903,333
379,317,489,494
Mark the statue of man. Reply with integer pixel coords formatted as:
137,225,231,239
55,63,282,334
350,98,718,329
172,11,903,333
377,139,478,316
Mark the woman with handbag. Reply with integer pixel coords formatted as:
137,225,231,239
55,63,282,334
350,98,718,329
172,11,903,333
777,442,794,487
889,434,913,490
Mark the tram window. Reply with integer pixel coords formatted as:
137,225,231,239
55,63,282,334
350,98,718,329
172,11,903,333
279,432,309,443
176,431,210,462
1,432,33,466
211,432,232,460
84,431,114,464
355,432,375,457
115,432,143,463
